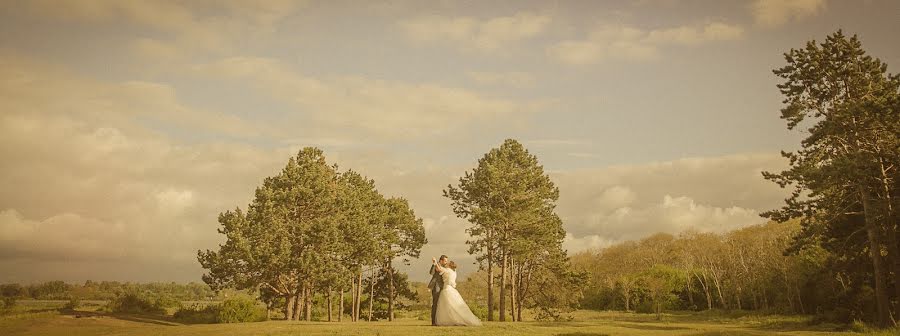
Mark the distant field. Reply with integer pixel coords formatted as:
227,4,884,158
2,300,898,336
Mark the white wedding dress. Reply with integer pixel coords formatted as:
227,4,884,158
434,268,482,326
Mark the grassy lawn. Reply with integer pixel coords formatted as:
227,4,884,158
2,301,897,336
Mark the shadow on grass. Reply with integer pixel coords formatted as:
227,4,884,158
110,314,183,326
686,332,762,336
57,308,184,326
750,319,844,333
609,322,689,331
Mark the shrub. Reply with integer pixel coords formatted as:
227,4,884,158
0,296,15,313
107,292,166,315
2,296,15,309
174,303,219,324
63,297,80,311
635,301,654,314
218,297,267,323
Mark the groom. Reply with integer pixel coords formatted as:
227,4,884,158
428,254,448,326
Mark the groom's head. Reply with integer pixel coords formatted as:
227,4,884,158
439,255,449,266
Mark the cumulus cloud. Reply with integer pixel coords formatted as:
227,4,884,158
193,57,525,138
751,0,826,28
553,153,788,251
0,55,297,283
549,22,744,65
399,12,551,52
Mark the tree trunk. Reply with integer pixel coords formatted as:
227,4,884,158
356,271,363,322
487,230,495,321
285,294,295,321
656,299,661,320
695,272,712,310
510,260,517,322
293,288,302,320
387,263,395,321
499,248,507,322
339,288,344,322
624,291,631,311
736,285,743,310
751,287,759,310
712,274,728,310
686,280,695,309
327,287,333,322
368,267,377,321
860,187,892,327
351,275,357,322
515,263,523,322
305,286,312,321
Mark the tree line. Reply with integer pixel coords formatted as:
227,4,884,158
197,147,426,321
571,220,828,318
445,139,586,321
0,281,215,301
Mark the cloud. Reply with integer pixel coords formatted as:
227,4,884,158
553,153,788,250
751,0,826,28
399,12,551,52
194,57,526,139
467,71,536,88
21,0,303,59
0,209,134,262
549,22,744,65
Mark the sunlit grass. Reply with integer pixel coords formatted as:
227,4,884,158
2,301,896,336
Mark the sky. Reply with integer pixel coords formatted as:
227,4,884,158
1,0,899,284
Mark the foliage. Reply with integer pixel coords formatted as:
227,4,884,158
173,303,220,324
0,281,215,301
62,297,80,311
197,147,426,321
217,297,268,323
106,292,166,315
638,264,687,320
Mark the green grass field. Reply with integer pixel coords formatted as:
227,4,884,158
2,301,897,336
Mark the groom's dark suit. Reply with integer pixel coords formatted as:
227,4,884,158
427,264,444,325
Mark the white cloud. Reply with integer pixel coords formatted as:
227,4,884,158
549,22,744,65
554,153,788,251
194,57,525,139
751,0,826,28
399,12,551,52
0,209,133,262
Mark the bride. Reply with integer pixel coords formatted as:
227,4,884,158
432,257,483,326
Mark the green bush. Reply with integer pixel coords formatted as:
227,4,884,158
174,303,219,324
107,292,166,315
218,297,267,323
469,303,489,320
173,298,267,324
63,297,80,311
635,301,654,314
0,296,15,312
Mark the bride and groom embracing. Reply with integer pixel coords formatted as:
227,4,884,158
428,255,483,326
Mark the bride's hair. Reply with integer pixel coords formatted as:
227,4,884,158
448,261,457,270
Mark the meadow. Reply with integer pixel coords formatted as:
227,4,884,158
2,300,898,336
